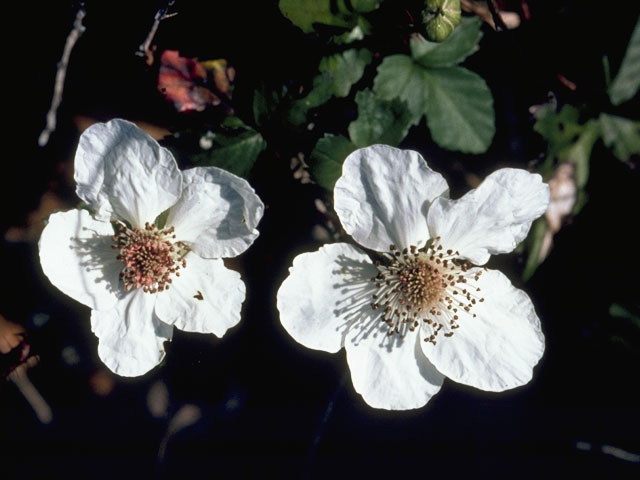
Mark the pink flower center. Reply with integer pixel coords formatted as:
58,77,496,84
112,222,190,293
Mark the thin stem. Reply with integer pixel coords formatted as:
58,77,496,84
8,356,53,424
38,4,86,147
487,0,509,32
136,0,177,65
303,372,349,478
602,55,611,90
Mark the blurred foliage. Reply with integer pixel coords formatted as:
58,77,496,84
279,0,380,35
534,104,597,197
521,217,548,282
533,106,639,199
523,102,639,280
521,20,640,280
599,113,640,161
608,18,640,106
607,303,640,356
610,304,640,326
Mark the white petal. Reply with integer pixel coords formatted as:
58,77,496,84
74,119,183,227
39,209,121,311
277,243,378,354
334,145,449,252
345,325,444,410
166,167,264,258
421,269,545,392
154,254,245,337
91,289,173,377
427,168,550,265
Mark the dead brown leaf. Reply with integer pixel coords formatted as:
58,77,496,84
0,314,25,354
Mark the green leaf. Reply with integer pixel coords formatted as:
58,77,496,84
411,16,482,68
599,113,640,161
423,67,495,153
373,55,429,124
287,73,334,125
374,56,494,153
532,105,600,215
166,117,266,178
309,134,357,190
279,0,353,33
351,0,381,11
279,0,380,34
609,303,640,327
561,120,600,190
319,49,373,97
253,84,287,127
609,18,640,105
522,217,548,282
533,104,582,155
533,104,585,178
285,48,373,127
331,24,365,44
348,89,413,147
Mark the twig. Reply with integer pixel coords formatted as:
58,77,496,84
302,373,349,479
7,356,53,424
461,0,499,29
136,1,177,66
38,4,86,147
487,0,509,31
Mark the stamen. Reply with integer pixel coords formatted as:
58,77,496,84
368,237,484,343
112,221,190,293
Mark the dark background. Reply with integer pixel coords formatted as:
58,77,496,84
2,1,639,478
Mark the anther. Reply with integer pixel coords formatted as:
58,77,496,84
370,239,483,342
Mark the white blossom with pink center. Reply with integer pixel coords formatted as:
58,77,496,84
277,145,549,410
39,119,264,377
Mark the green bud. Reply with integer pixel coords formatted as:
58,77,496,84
423,0,462,42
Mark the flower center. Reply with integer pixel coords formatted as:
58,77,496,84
370,238,485,345
112,222,190,293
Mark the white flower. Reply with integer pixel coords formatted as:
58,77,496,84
39,119,264,377
277,145,549,410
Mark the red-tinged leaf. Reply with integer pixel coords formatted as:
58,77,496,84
158,50,231,112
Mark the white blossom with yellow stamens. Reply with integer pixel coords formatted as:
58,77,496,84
277,145,549,410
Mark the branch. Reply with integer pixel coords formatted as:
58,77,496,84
38,4,86,147
136,1,177,66
7,356,53,424
487,0,509,31
461,0,521,31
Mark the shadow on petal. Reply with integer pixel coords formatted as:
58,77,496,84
214,180,257,242
71,223,123,299
330,253,405,354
